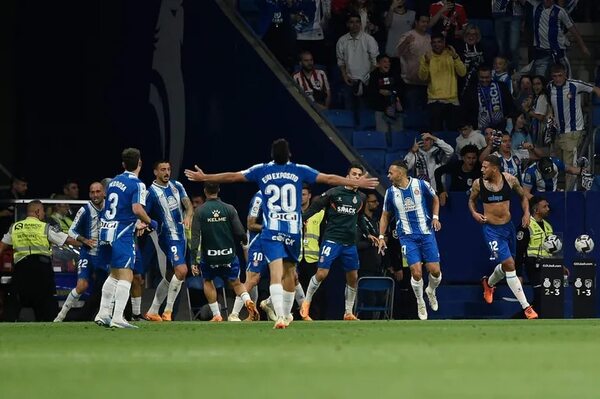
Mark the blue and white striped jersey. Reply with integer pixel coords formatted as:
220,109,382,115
523,157,565,194
492,151,524,181
548,79,594,133
145,180,188,241
69,202,103,256
242,162,319,236
528,0,573,51
247,191,263,244
383,177,436,237
102,171,146,225
492,0,523,17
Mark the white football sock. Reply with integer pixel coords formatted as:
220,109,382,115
249,285,258,303
56,288,81,321
305,275,321,302
112,280,132,323
428,272,442,291
294,283,306,306
269,283,284,318
240,291,251,303
164,275,183,312
283,290,295,316
131,296,141,316
96,276,118,319
148,278,169,314
209,302,220,317
231,296,244,315
411,277,424,303
344,285,357,314
488,264,506,287
506,270,530,309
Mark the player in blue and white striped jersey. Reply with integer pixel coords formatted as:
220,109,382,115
95,148,156,329
143,161,193,322
523,156,582,196
377,160,442,320
54,182,109,322
547,63,600,189
184,138,378,328
524,0,589,78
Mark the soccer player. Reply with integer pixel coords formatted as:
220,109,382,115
300,162,378,321
189,182,258,322
230,189,309,322
94,148,157,329
54,182,109,322
228,191,264,321
143,161,194,322
184,138,379,328
468,154,538,319
377,160,443,320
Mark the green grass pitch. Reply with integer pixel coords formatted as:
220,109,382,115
1,320,600,399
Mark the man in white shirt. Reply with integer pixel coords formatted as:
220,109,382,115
336,13,379,120
455,121,487,158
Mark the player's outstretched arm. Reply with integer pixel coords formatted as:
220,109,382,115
184,165,248,183
316,173,378,189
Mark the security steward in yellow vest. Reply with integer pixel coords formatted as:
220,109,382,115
298,185,325,319
0,200,81,321
515,195,560,312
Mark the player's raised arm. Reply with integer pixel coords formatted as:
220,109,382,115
316,173,378,189
184,165,248,183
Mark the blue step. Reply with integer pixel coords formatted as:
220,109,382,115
353,130,387,149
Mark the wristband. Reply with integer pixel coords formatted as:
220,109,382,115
149,219,158,230
432,215,439,220
378,234,385,240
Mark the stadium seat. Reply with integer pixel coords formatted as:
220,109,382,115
354,277,395,320
353,130,387,149
390,130,419,150
357,110,376,130
404,110,429,129
186,275,228,321
385,150,408,169
322,109,355,128
357,149,386,175
338,127,354,145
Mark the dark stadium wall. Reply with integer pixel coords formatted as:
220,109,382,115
15,0,348,212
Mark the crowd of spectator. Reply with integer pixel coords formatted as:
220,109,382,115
250,0,599,194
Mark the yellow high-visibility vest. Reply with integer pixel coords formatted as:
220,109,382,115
10,217,52,264
527,217,554,258
300,210,324,263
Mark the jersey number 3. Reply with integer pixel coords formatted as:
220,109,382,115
105,192,119,220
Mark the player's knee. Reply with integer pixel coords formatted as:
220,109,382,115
316,268,329,281
76,280,89,294
133,274,144,286
174,265,188,280
411,269,423,280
